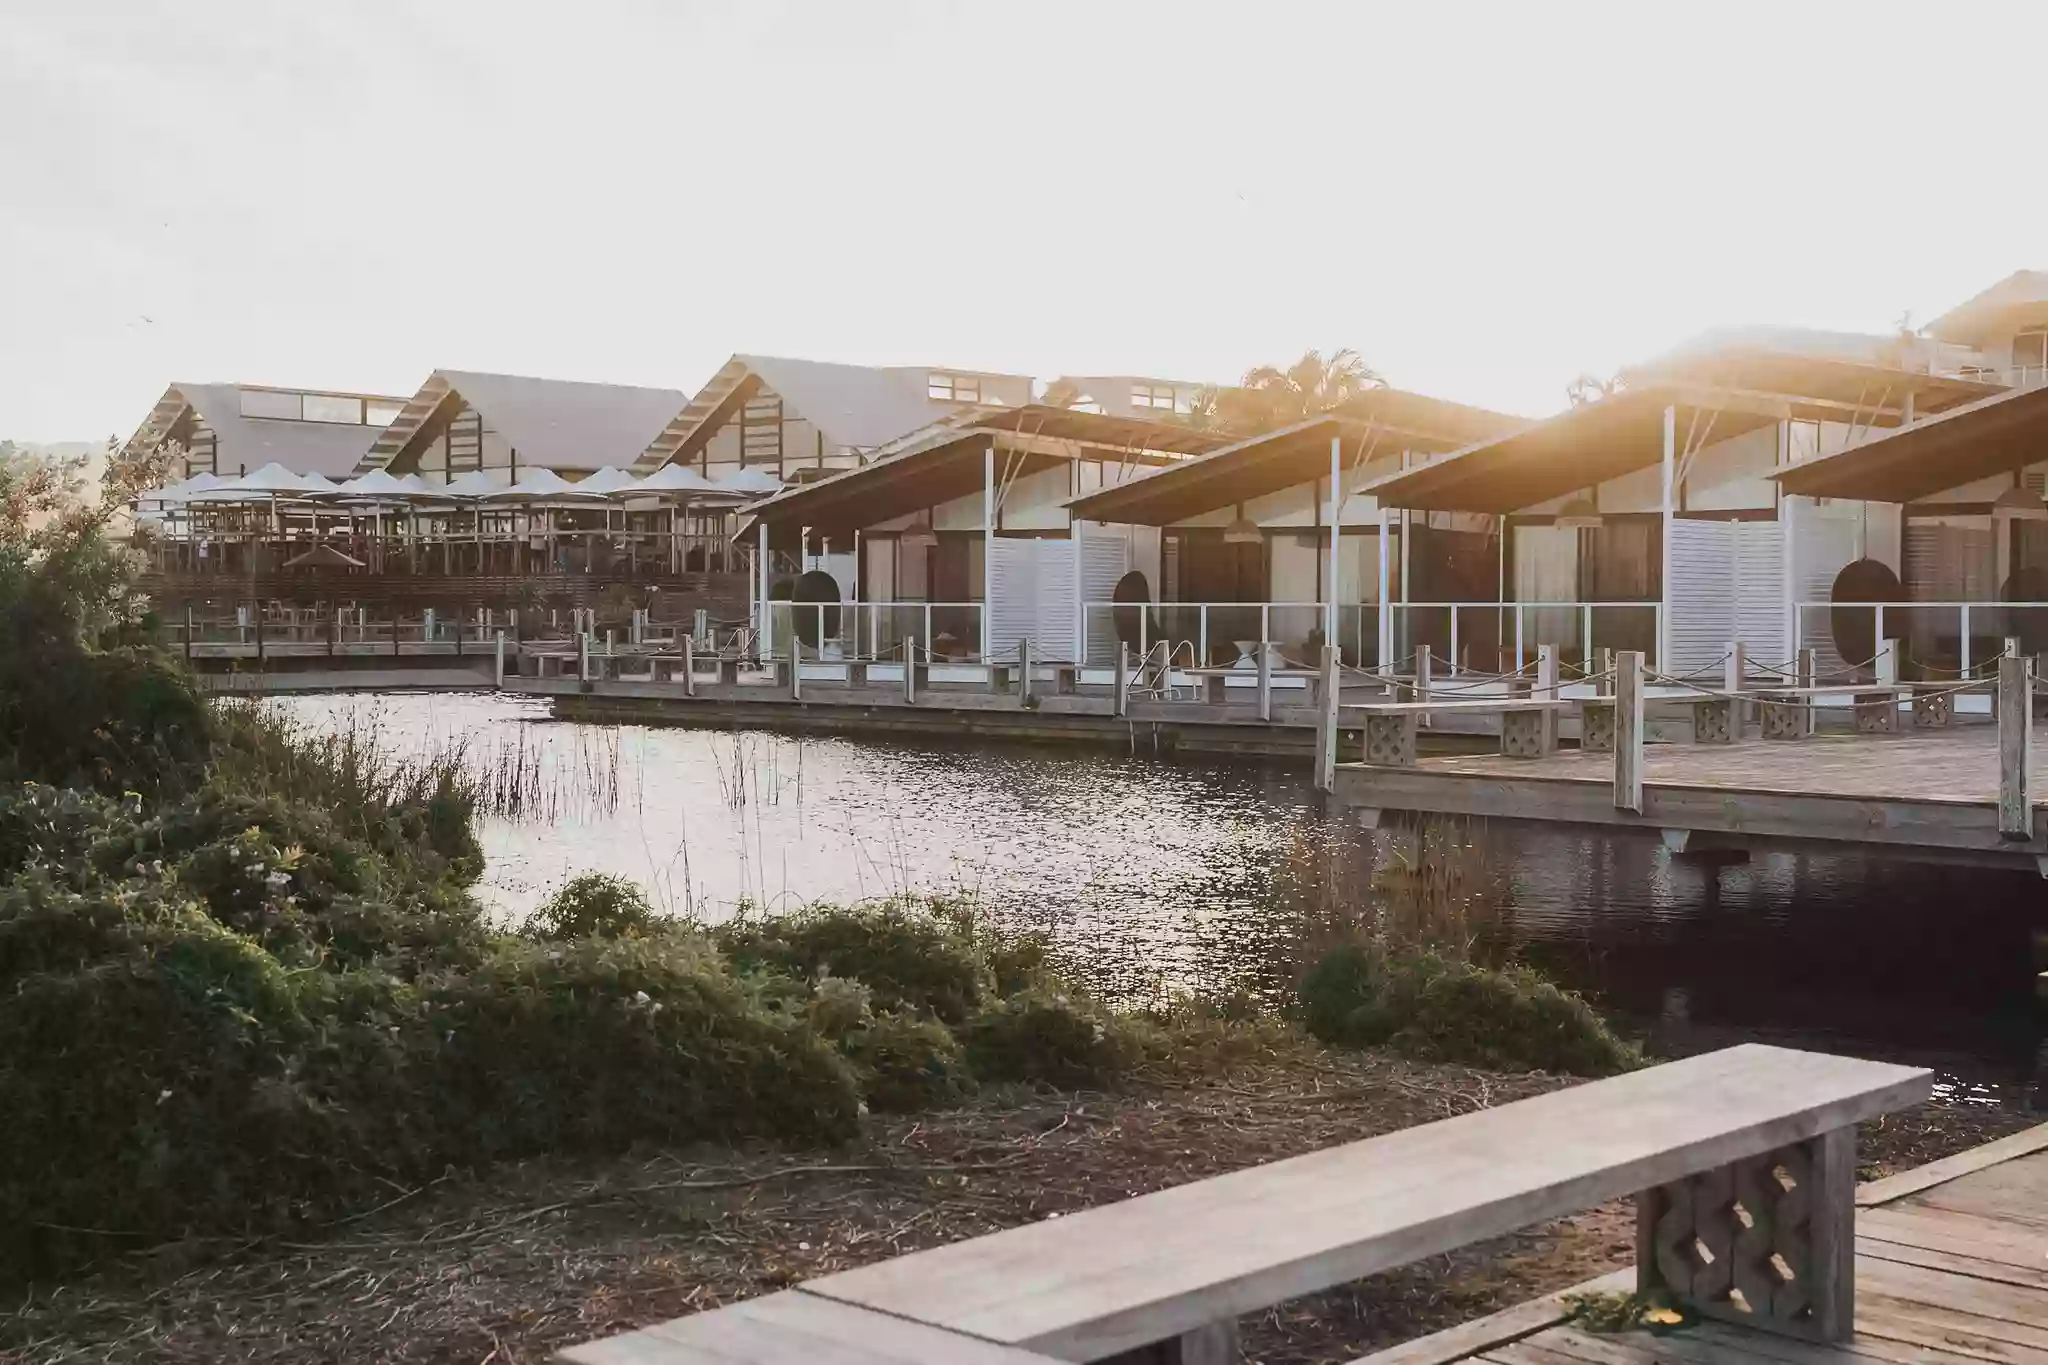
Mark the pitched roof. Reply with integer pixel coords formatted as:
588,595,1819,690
1771,381,2048,503
1925,270,2048,344
356,370,690,475
131,383,398,478
633,354,1032,473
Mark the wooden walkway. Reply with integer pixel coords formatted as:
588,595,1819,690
1334,726,2048,873
1372,1124,2048,1365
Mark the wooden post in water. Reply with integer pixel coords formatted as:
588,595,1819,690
1115,641,1130,718
1314,644,1340,792
493,630,505,690
1256,641,1273,723
2000,654,2033,840
1537,643,1560,756
1614,649,1645,814
904,636,918,704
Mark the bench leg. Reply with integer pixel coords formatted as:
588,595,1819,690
1692,697,1734,744
1854,693,1900,735
1097,1321,1238,1365
1759,698,1806,740
1635,1125,1854,1342
1579,701,1616,753
1912,691,1951,728
1501,709,1546,759
1364,712,1418,767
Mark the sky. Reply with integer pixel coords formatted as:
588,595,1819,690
5,0,2046,443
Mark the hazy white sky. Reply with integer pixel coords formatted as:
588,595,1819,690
5,0,2045,442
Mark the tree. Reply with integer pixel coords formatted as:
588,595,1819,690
1176,348,1386,436
1039,377,1085,410
1565,372,1627,407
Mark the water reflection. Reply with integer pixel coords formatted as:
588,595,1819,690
270,693,2046,1097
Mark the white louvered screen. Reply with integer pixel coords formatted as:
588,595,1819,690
1081,534,1131,666
1796,516,1861,678
987,538,1086,662
1033,539,1077,661
1733,520,1786,672
1666,518,1736,676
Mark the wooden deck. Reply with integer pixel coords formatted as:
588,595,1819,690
1334,725,2048,873
1374,1124,2048,1365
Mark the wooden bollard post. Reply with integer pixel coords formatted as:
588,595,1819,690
1797,646,1816,735
2000,654,2033,840
184,605,194,661
493,630,505,690
1115,641,1131,717
578,631,590,682
789,639,803,701
694,608,709,644
1876,637,1900,686
681,636,696,697
1614,649,1645,814
1018,637,1033,705
1314,645,1341,792
1724,639,1746,734
904,636,918,704
1413,643,1432,728
1537,643,1560,756
1256,641,1273,723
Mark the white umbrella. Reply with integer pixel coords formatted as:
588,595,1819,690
634,463,723,496
571,466,642,497
713,467,783,496
185,463,320,503
396,472,439,496
326,469,424,503
480,467,609,502
297,472,341,494
438,470,503,499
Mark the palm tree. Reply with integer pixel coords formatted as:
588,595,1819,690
1176,349,1385,435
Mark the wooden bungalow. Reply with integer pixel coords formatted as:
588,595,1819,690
125,382,409,481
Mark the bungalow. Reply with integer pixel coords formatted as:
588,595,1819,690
125,382,410,480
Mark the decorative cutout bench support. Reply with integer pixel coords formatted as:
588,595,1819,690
1911,689,1951,728
1758,693,1807,740
1345,700,1573,769
1578,697,1617,753
1636,1126,1855,1341
1691,697,1734,744
1853,691,1898,735
1364,711,1418,767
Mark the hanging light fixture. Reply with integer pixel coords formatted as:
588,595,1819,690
1222,515,1263,544
1992,481,2048,521
1554,493,1604,529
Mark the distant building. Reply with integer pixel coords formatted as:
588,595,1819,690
125,383,410,479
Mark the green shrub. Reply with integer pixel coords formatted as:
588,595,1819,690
959,987,1138,1088
716,900,990,1022
527,872,661,940
1298,940,1638,1077
845,1011,975,1113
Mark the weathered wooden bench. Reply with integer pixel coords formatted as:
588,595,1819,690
1749,683,1957,738
558,1044,1929,1365
1345,698,1575,766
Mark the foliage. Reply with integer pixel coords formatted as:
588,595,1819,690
958,987,1139,1088
845,1010,975,1113
715,898,993,1023
1181,348,1386,436
527,872,661,940
1298,940,1639,1077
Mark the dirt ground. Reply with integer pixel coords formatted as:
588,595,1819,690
0,1046,2033,1365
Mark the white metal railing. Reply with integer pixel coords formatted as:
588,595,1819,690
764,601,988,662
1795,599,2048,679
1077,599,1660,673
1935,363,2048,391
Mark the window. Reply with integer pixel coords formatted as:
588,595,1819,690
365,400,407,427
2014,329,2048,374
1131,382,1182,412
240,389,302,420
301,394,362,424
928,372,983,403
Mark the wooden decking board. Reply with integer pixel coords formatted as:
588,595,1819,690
1855,1123,2048,1206
1858,1278,2048,1349
1855,1236,2048,1292
1343,1269,1636,1365
1859,1206,2048,1260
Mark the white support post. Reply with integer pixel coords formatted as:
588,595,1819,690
423,606,436,644
1071,520,1088,665
756,520,771,660
1314,644,1340,792
1325,433,1341,660
2000,654,2033,840
1257,641,1272,723
1660,404,1677,671
982,440,995,662
493,630,505,690
1377,505,1393,673
1615,649,1645,814
1537,642,1560,755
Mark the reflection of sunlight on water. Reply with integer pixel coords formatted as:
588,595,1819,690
270,693,2044,1094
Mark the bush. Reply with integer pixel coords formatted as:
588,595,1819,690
845,1011,975,1113
527,872,661,940
1298,940,1638,1077
959,987,1138,1088
716,900,991,1022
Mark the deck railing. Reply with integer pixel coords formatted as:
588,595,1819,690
1795,599,2048,680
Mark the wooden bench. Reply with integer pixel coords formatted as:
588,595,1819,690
1345,698,1574,766
560,1044,1929,1364
1748,683,1954,738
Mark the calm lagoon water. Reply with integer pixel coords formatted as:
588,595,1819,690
273,692,2047,1101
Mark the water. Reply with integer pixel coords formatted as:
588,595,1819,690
270,692,2046,1100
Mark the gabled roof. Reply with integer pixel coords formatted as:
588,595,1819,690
127,382,402,478
734,406,1204,552
1063,391,1523,525
632,354,1032,473
1772,381,2048,503
1925,271,2048,345
355,370,690,476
